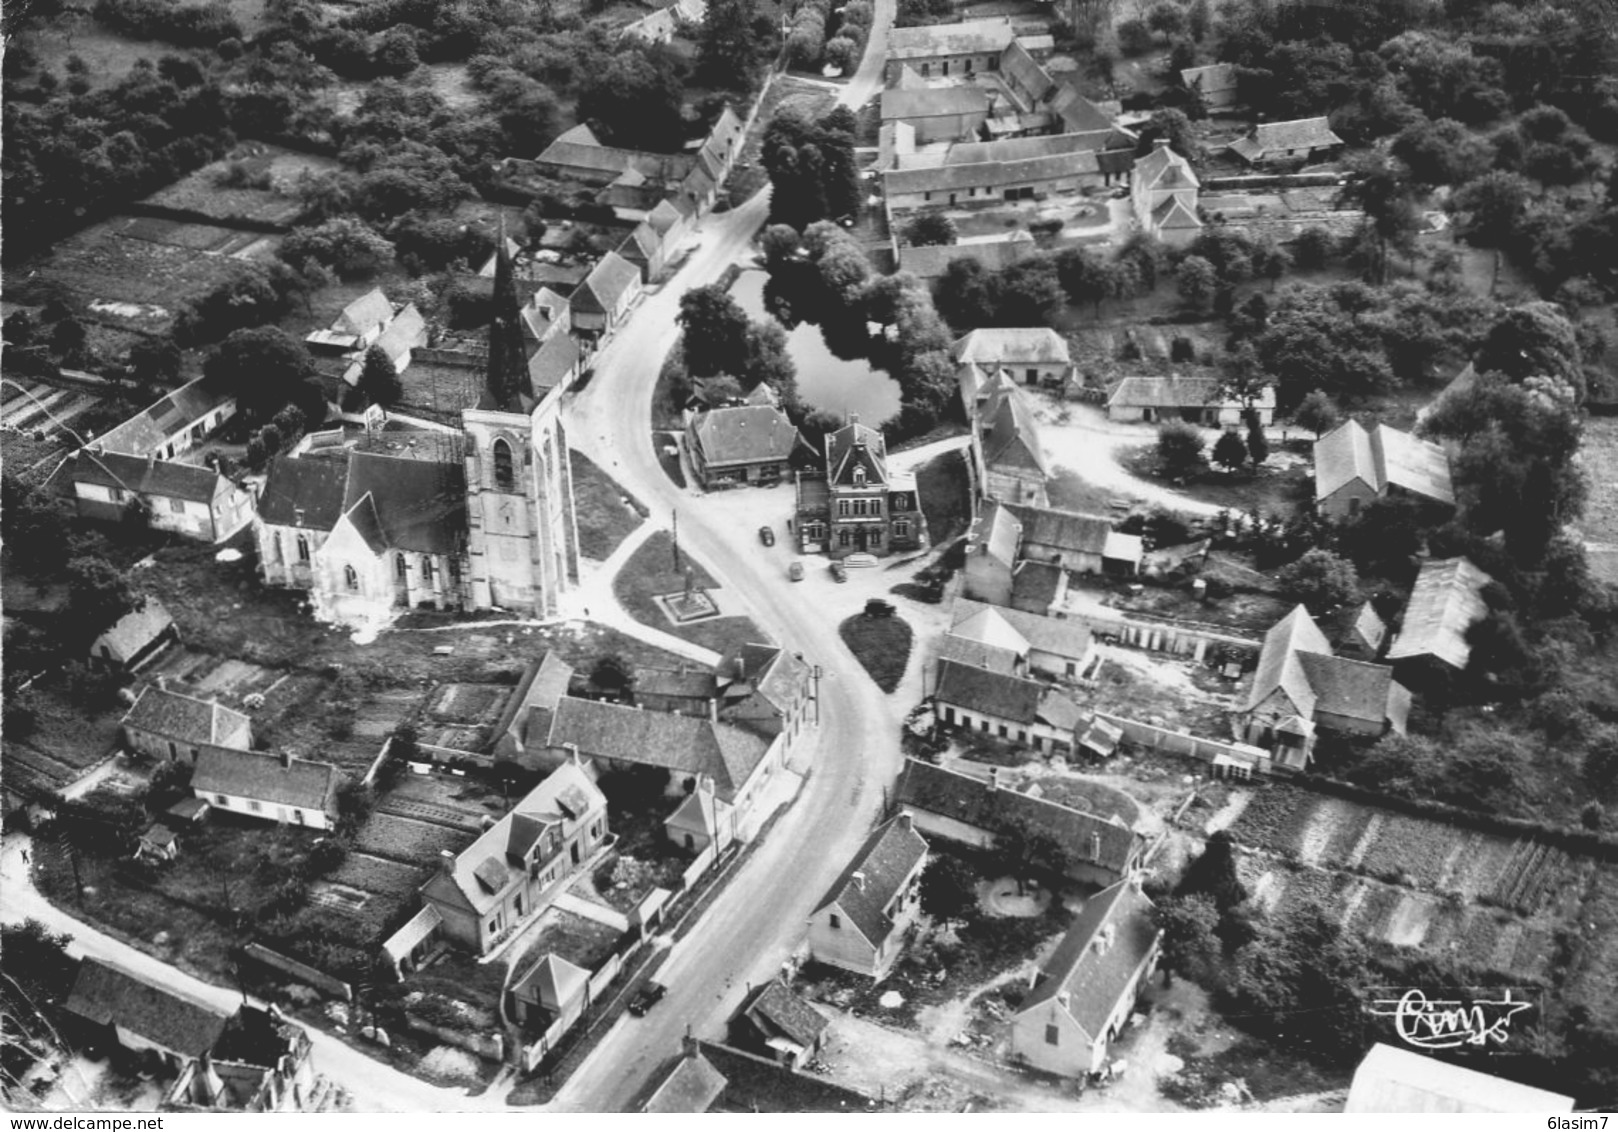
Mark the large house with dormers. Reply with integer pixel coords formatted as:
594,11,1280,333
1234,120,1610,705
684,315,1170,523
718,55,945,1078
793,419,926,559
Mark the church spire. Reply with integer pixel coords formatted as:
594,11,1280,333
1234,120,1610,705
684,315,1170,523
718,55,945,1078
480,214,532,413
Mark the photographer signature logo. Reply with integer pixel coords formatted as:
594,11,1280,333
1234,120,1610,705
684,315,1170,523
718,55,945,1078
1366,988,1537,1051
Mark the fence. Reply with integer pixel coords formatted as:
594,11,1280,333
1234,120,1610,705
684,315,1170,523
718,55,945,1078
405,1013,505,1062
680,842,720,890
242,943,352,1001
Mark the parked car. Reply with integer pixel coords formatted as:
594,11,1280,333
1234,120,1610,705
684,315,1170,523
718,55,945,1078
628,981,667,1016
788,561,805,582
758,525,775,547
830,561,848,583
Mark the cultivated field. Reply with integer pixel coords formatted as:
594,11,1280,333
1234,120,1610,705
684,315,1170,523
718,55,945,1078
1217,783,1597,983
142,144,340,227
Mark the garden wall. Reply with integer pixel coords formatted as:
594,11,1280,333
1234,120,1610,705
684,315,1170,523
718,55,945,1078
242,943,352,1001
406,1012,505,1062
1096,710,1277,773
1056,605,1261,661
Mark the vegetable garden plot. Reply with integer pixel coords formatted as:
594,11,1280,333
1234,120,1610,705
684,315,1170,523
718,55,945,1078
1227,785,1321,856
356,813,475,867
1356,814,1456,888
1297,797,1363,866
329,851,428,898
1350,883,1404,939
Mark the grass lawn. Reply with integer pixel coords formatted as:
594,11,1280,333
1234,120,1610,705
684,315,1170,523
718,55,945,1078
838,610,914,693
611,529,771,654
915,446,972,547
570,448,648,560
1119,445,1314,519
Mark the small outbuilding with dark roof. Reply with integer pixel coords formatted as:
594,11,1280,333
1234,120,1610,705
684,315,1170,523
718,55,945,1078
191,747,341,830
730,979,830,1066
92,599,178,672
122,686,252,763
65,958,233,1067
806,814,928,979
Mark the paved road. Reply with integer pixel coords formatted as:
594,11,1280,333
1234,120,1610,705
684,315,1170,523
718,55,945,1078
551,3,903,1111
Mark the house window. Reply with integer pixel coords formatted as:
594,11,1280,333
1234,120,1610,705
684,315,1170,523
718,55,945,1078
853,467,865,486
215,794,228,805
924,192,932,201
829,913,841,929
448,557,460,581
838,529,852,547
853,498,868,517
396,553,408,581
869,530,881,548
1026,368,1037,383
297,535,310,563
493,439,516,492
272,534,284,564
965,57,973,72
489,919,498,934
894,520,910,539
837,500,850,517
344,565,359,592
421,556,434,582
169,498,185,514
248,799,262,813
1045,1024,1060,1046
998,725,1008,738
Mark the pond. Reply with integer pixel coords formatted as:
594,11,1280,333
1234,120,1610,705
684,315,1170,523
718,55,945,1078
729,269,902,426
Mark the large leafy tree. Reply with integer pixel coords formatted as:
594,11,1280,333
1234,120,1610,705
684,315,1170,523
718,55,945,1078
678,285,752,378
356,345,404,408
66,555,144,644
762,106,860,230
1336,152,1421,283
576,46,685,152
697,0,760,90
202,327,325,424
1277,548,1360,612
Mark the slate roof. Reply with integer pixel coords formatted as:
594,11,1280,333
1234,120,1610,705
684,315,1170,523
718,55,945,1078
1351,601,1387,652
1015,880,1159,1037
512,952,590,1010
938,634,1022,674
334,288,394,338
885,131,1123,196
1244,604,1333,716
1313,420,1454,506
896,758,1139,873
643,1050,728,1113
1108,375,1271,411
573,251,641,314
690,405,803,467
546,698,770,802
714,641,807,720
824,420,889,486
528,332,580,396
341,450,467,556
1151,197,1204,232
535,124,634,175
978,376,1050,475
695,1041,880,1112
66,958,232,1057
948,603,1031,657
739,980,830,1050
969,501,1022,568
193,746,340,814
94,599,174,661
813,815,928,945
124,686,249,746
887,17,1016,59
1296,652,1403,726
1135,140,1200,191
1386,557,1492,670
97,375,235,455
69,449,223,504
258,456,349,530
1346,1044,1574,1114
1011,560,1067,613
1246,604,1409,731
430,762,605,915
880,87,990,121
951,598,1093,662
646,198,690,236
934,657,1044,724
998,39,1052,100
954,328,1070,369
1007,504,1134,562
1230,116,1343,161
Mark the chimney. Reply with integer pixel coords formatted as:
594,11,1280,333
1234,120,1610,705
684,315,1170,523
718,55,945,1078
988,767,1000,792
1097,922,1116,955
565,742,581,766
1056,990,1071,1010
1090,831,1101,861
438,849,456,875
852,870,866,892
1153,137,1171,150
683,1026,698,1059
897,812,913,832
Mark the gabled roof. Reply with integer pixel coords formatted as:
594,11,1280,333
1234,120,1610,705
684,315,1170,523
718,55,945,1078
643,1050,728,1113
334,288,394,338
896,759,1139,872
69,449,225,504
978,377,1049,476
934,657,1044,724
949,604,1031,657
66,958,232,1057
513,952,590,1010
968,500,1021,568
1296,652,1404,726
535,123,633,175
546,698,770,802
94,598,174,660
1150,196,1204,231
938,634,1022,674
1015,880,1159,1036
372,304,425,364
97,375,236,456
1181,63,1238,94
1351,601,1387,652
1006,504,1119,559
887,17,1016,59
1244,604,1333,716
997,39,1051,101
880,86,990,121
1049,87,1119,135
428,761,605,915
193,746,340,813
1313,420,1453,506
714,641,807,721
1230,116,1343,160
885,131,1126,196
574,251,641,313
951,598,1093,662
824,420,889,486
739,980,830,1050
124,685,249,746
1386,557,1493,670
342,450,467,556
813,815,928,945
646,198,688,236
258,455,349,530
953,328,1070,368
1108,375,1269,410
528,332,580,396
690,405,803,467
1346,1044,1573,1113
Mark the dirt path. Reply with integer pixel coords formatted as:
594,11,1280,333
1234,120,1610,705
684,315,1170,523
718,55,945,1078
1031,401,1225,517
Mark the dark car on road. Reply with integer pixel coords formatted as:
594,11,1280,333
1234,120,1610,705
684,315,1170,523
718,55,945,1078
628,982,667,1016
758,525,775,547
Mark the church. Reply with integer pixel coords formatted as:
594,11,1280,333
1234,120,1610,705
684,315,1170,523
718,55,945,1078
254,246,580,630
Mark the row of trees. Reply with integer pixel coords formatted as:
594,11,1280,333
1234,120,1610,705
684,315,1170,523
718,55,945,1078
761,105,861,231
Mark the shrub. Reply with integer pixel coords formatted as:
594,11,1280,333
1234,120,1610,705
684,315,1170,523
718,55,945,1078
1156,419,1206,477
1277,548,1359,612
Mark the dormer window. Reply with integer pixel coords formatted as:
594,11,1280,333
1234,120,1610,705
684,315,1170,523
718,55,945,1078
853,467,866,486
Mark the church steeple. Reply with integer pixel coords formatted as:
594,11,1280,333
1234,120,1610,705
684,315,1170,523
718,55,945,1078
480,216,532,413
